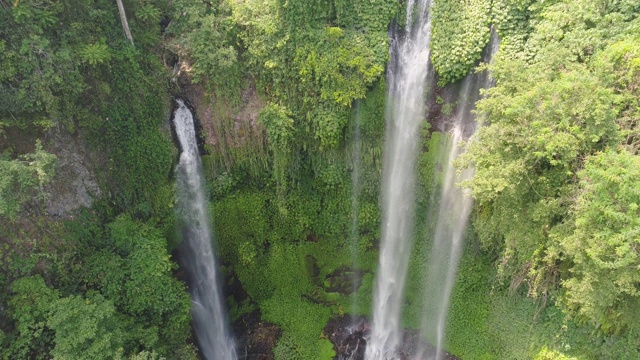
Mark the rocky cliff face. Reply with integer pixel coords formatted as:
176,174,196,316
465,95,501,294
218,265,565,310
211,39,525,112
43,128,102,217
175,60,267,167
1,124,102,218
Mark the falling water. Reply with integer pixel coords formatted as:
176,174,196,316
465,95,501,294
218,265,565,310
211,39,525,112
417,29,500,360
173,99,237,360
366,1,434,359
417,86,474,360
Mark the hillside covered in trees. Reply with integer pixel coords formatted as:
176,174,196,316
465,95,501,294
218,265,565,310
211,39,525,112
1,0,639,359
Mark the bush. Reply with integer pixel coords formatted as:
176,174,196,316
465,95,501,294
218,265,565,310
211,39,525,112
431,0,492,84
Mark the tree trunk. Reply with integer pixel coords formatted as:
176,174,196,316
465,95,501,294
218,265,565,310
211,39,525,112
115,0,134,46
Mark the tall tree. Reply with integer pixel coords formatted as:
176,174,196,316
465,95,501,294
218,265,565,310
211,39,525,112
115,0,134,45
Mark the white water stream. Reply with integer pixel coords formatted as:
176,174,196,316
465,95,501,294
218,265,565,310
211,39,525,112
418,29,500,360
174,99,237,360
366,1,434,358
417,80,475,360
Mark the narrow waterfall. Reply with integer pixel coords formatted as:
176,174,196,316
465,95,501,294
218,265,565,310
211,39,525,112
417,80,475,360
418,29,500,360
366,1,434,358
173,99,237,360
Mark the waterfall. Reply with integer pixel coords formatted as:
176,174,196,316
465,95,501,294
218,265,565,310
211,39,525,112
173,99,237,360
418,29,500,360
366,0,434,358
417,82,474,360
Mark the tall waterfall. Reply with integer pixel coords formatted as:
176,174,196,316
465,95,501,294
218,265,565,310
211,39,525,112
173,99,237,360
418,29,500,360
366,1,434,358
417,79,475,360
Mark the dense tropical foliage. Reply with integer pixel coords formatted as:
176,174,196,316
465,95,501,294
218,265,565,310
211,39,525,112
1,0,639,359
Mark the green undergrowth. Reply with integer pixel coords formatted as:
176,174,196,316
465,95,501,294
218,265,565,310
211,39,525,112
0,1,193,357
402,131,448,329
404,234,640,360
394,130,640,360
211,188,380,360
430,0,492,85
209,79,640,360
418,131,448,197
207,80,388,359
213,191,376,359
433,235,640,360
0,208,195,359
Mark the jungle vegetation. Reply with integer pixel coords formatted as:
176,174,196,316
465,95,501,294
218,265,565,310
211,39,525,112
0,0,639,359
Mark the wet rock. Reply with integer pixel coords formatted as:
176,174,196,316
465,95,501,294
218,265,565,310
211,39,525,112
400,330,461,360
325,315,369,360
233,311,281,360
176,61,266,154
324,315,461,360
